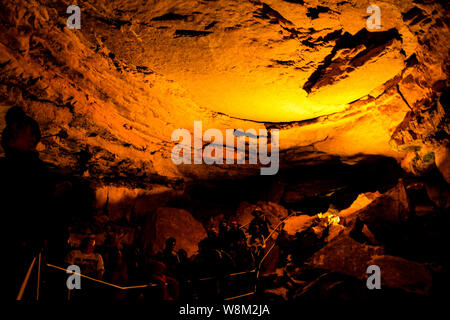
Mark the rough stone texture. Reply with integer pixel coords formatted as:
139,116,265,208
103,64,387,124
309,234,385,278
368,255,432,295
357,181,410,242
0,1,447,301
426,181,450,211
325,223,345,243
434,144,450,183
94,184,180,221
0,0,448,187
283,178,340,203
143,207,207,257
283,214,315,236
338,191,381,219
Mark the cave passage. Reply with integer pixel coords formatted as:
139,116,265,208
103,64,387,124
0,0,449,307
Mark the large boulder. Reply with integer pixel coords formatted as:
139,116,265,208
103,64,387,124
356,181,411,243
294,272,371,301
308,234,433,296
368,255,432,295
144,207,207,257
339,191,381,219
283,215,316,236
435,145,450,184
325,223,345,243
425,181,450,211
338,181,411,245
309,234,384,279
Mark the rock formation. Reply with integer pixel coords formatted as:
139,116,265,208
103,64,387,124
1,0,448,301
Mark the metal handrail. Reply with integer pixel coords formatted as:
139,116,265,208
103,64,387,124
223,211,298,301
16,211,299,301
47,263,157,289
16,256,37,300
36,253,41,300
263,211,298,245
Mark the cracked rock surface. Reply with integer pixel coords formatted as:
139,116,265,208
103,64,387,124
0,0,448,186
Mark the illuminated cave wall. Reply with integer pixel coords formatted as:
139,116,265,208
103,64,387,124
1,0,449,300
0,0,448,185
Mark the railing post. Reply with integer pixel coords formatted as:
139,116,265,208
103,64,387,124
16,256,37,300
36,252,41,301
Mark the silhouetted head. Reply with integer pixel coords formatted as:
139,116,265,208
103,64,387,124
220,220,228,228
208,227,218,238
1,106,41,155
165,237,176,250
198,239,206,253
178,249,188,260
252,209,263,217
5,106,26,124
80,237,96,254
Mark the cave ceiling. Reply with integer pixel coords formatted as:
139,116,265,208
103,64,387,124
0,0,448,186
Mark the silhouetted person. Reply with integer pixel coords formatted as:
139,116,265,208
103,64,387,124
146,260,179,301
226,220,246,249
204,226,222,251
176,249,193,299
161,237,180,277
65,237,105,279
249,225,266,264
219,220,228,234
218,220,229,248
249,209,271,239
64,237,105,301
275,228,290,267
249,225,265,248
0,106,55,299
230,239,254,271
176,249,189,276
103,234,128,300
192,238,233,301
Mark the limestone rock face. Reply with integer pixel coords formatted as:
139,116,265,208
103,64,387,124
283,178,340,204
368,255,432,295
355,181,411,243
338,191,381,219
0,0,448,186
94,185,179,221
309,234,385,278
283,214,315,236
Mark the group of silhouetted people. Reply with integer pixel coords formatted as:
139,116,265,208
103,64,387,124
145,212,273,301
58,212,271,301
2,106,274,301
58,208,274,301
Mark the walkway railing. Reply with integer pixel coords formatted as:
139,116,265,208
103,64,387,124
226,210,299,300
16,211,299,301
47,263,156,290
16,255,38,300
